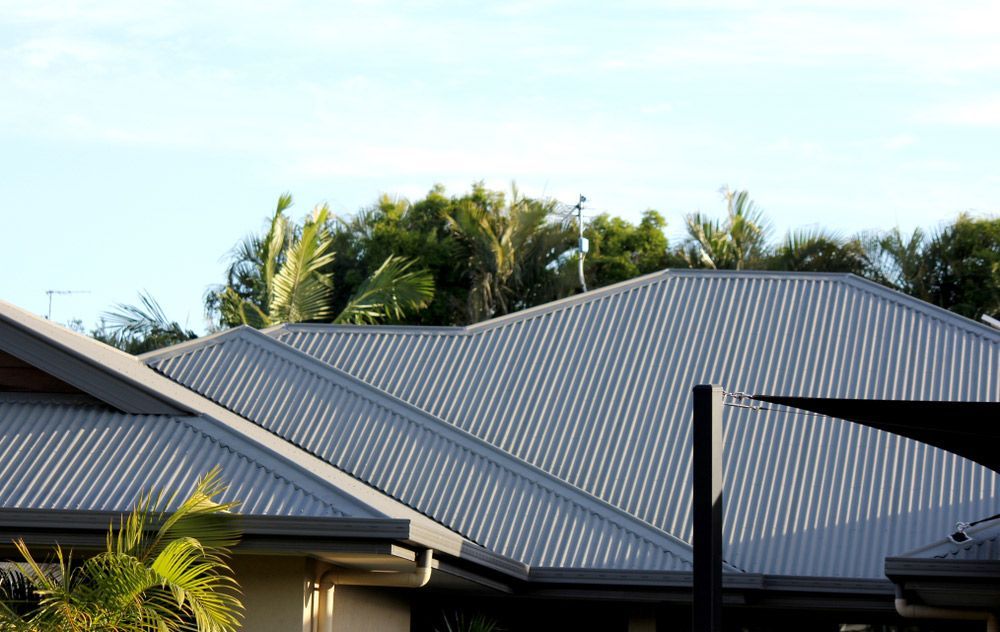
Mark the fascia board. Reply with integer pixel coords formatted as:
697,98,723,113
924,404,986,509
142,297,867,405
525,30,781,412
0,317,187,415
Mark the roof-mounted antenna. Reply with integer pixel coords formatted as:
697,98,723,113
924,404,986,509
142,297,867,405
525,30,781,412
574,194,588,292
45,289,90,320
948,521,972,544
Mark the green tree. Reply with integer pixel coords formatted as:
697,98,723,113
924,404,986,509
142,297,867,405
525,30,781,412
681,188,771,269
92,291,198,354
328,188,468,326
207,195,434,328
442,184,573,322
862,227,932,299
0,468,242,632
583,210,678,287
924,214,1000,319
767,228,869,274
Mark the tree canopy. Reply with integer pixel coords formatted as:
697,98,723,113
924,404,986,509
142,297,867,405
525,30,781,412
93,183,1000,354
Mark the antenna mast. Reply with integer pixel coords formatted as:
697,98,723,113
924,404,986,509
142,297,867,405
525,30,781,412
45,289,90,320
574,194,588,292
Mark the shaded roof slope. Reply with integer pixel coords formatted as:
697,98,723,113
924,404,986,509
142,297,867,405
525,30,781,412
145,327,699,571
0,393,375,518
268,269,1000,579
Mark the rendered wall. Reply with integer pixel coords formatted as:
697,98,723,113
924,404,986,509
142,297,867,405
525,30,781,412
232,555,311,632
331,585,410,632
628,613,657,632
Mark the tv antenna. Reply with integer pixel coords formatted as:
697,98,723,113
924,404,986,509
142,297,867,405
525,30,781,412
45,289,90,320
574,194,589,292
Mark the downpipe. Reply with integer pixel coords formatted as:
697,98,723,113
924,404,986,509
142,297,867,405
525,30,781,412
314,549,434,632
895,586,998,632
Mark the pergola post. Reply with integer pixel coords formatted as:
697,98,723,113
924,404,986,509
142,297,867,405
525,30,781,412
693,384,724,632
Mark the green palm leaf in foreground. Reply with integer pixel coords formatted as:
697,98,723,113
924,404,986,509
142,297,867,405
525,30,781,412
0,468,243,632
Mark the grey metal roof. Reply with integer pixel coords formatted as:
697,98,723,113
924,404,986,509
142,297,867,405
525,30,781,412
0,393,373,518
265,270,1000,579
894,516,1000,562
0,301,498,563
145,327,698,571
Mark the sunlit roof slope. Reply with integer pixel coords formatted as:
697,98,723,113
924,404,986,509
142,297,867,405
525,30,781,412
145,327,700,571
267,269,1000,578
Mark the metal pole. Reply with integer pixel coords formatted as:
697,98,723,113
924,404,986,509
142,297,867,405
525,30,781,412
576,194,587,292
692,384,724,632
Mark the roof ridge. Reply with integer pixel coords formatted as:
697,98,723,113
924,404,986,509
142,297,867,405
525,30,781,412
273,269,1000,344
150,326,703,567
272,269,863,338
840,274,1000,342
140,325,256,363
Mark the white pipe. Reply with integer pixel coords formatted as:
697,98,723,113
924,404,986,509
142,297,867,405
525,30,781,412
316,550,433,632
319,549,433,589
895,586,998,632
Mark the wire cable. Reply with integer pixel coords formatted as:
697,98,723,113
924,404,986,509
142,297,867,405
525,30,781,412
721,391,831,419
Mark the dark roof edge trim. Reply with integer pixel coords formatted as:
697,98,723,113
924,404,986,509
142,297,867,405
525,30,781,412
527,568,894,594
885,557,1000,579
0,316,188,415
0,509,528,580
0,509,411,539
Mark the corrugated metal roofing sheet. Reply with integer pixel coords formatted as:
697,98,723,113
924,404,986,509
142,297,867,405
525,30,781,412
268,270,1000,578
0,393,376,518
895,516,1000,562
146,328,697,571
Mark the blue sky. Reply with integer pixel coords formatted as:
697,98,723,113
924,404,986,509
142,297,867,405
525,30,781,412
1,1,998,332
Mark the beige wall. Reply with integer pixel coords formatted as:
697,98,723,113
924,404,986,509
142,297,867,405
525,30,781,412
330,585,410,632
628,608,656,632
232,555,312,632
628,614,657,632
231,555,410,632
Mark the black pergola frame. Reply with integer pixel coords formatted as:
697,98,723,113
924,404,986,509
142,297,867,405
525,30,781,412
691,386,1000,632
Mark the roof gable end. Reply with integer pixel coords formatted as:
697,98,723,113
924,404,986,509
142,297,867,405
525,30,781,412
0,301,190,414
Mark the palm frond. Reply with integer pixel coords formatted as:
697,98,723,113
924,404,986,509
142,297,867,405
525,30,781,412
336,256,435,324
96,291,197,354
1,469,243,632
269,205,337,323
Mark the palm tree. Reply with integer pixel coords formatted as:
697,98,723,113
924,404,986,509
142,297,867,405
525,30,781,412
209,195,434,328
93,291,198,354
0,468,242,632
443,185,571,321
768,228,868,274
435,610,504,632
862,226,931,299
682,188,771,270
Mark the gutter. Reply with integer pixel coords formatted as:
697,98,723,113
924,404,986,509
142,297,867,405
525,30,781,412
894,586,998,632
